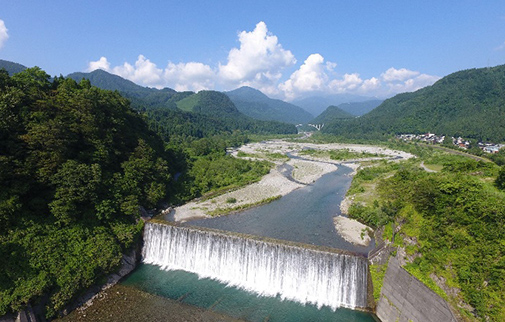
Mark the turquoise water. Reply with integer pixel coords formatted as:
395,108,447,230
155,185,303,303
123,164,377,320
123,264,377,322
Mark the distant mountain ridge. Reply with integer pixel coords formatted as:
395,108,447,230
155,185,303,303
293,94,377,117
336,100,383,116
176,90,242,118
0,59,28,75
323,64,505,142
68,69,178,110
311,105,355,124
225,86,313,124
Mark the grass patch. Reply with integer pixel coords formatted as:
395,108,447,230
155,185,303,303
207,195,282,216
423,163,444,172
370,263,388,302
265,152,289,161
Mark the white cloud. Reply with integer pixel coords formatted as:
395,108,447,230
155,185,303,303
164,61,215,92
279,54,333,100
384,73,441,94
381,67,419,82
359,77,381,93
85,22,440,100
87,56,110,72
111,55,163,87
218,21,296,87
0,19,9,49
328,73,363,93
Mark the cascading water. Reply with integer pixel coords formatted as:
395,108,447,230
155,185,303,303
142,222,369,310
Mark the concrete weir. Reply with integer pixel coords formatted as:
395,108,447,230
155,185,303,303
376,256,458,322
142,220,374,312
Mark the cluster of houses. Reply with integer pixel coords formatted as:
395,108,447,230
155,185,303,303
396,133,504,154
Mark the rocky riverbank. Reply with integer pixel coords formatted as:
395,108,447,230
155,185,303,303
172,139,414,223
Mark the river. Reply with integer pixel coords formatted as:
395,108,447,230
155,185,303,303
118,163,377,321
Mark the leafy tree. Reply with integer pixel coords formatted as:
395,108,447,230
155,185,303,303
495,165,505,190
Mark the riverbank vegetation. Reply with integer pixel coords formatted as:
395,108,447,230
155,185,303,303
299,148,386,161
0,68,285,319
344,142,505,321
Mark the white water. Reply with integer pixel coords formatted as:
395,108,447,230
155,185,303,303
142,222,369,310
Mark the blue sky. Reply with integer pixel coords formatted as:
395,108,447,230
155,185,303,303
1,1,505,100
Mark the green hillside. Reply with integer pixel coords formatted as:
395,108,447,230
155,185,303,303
337,99,383,116
226,86,313,124
176,90,242,118
293,94,375,117
68,69,178,110
323,64,505,142
0,68,174,317
311,105,355,124
67,70,296,137
0,59,27,75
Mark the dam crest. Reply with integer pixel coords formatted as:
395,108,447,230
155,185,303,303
142,221,370,311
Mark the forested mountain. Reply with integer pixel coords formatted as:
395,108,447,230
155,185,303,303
177,90,242,118
323,64,505,142
225,86,313,124
68,70,296,137
0,59,27,75
293,94,375,117
0,67,295,319
337,99,383,116
311,105,355,124
0,68,174,318
68,69,178,110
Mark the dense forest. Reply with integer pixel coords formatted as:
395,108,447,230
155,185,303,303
67,69,179,110
225,86,313,124
346,147,505,321
0,68,173,317
310,105,355,124
323,64,505,142
0,68,284,319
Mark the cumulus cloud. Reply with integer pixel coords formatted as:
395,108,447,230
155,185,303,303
86,21,440,99
384,72,441,94
87,56,110,72
359,77,381,93
111,55,164,87
218,21,296,88
0,19,9,49
329,73,363,93
279,54,333,100
381,67,420,82
164,61,215,92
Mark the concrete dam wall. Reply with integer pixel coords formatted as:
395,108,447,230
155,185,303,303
142,221,371,311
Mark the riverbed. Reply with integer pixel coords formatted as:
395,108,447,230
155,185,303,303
60,140,413,321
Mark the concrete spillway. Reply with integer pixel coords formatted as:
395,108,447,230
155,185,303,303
142,221,369,311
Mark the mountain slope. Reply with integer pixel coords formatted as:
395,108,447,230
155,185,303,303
293,94,375,117
177,90,242,118
311,105,355,124
67,70,296,136
225,86,313,124
0,59,27,75
68,69,178,110
337,100,383,116
323,64,505,142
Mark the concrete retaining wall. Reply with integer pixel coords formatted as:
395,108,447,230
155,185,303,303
376,256,458,322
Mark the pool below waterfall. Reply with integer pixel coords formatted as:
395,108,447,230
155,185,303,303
123,164,377,321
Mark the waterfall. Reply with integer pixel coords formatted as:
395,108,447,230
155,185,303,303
142,222,369,310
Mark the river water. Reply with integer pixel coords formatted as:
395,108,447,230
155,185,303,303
188,164,374,255
122,164,377,321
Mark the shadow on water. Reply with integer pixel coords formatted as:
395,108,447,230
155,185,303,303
122,164,378,321
185,164,374,255
122,264,377,322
